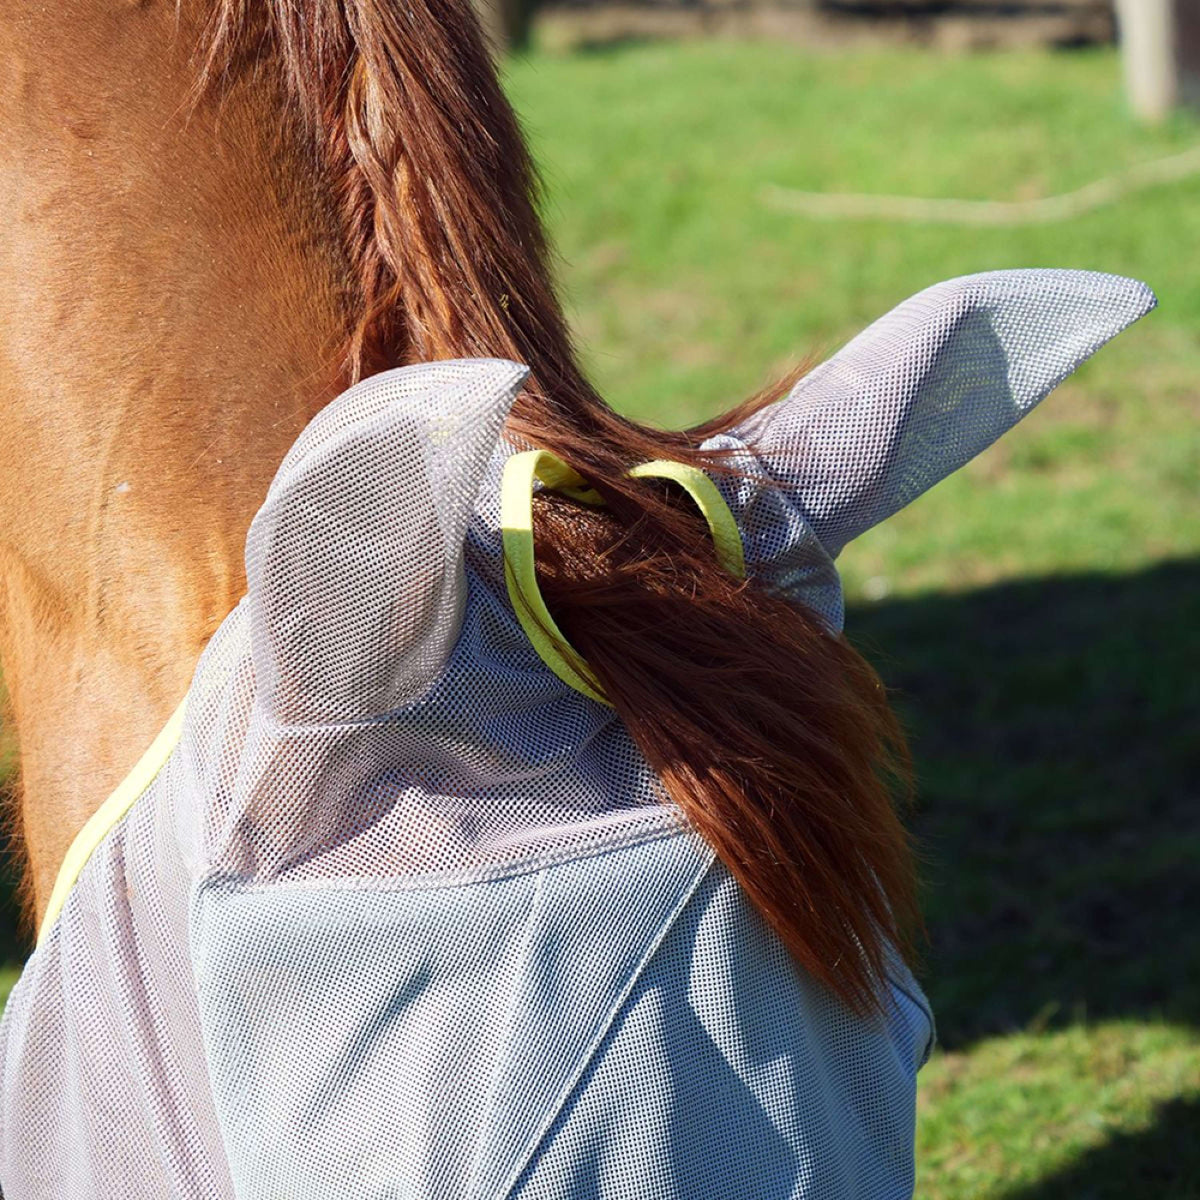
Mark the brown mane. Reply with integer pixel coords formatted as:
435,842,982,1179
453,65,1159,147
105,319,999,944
3,0,919,1014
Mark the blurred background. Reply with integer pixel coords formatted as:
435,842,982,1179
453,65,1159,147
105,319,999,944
3,2,1199,1196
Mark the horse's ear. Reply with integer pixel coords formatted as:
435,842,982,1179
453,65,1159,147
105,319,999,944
245,359,528,724
733,270,1156,560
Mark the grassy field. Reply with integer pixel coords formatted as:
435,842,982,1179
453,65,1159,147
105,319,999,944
1,39,1197,1200
503,41,1200,1198
0,965,15,1013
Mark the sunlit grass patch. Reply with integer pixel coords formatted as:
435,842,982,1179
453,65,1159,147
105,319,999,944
0,964,19,1012
917,1021,1200,1198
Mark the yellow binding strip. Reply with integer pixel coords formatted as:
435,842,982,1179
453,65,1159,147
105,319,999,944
502,450,612,706
38,698,187,946
501,450,745,707
630,459,747,578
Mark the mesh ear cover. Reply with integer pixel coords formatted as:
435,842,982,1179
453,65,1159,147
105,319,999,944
246,358,528,724
706,269,1157,629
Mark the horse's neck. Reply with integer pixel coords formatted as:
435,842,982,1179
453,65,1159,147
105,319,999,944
0,2,350,916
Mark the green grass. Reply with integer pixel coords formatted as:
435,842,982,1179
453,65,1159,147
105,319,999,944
502,40,1200,1197
505,41,1199,595
2,39,1197,1199
918,1022,1200,1198
0,965,17,1012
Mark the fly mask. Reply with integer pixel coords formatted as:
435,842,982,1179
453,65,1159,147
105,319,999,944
0,269,1155,1200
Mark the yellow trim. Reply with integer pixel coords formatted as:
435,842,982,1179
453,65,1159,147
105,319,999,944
38,699,187,946
502,450,612,706
501,450,746,707
628,460,747,579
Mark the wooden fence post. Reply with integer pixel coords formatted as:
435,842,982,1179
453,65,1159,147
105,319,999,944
1116,0,1177,121
1114,0,1200,120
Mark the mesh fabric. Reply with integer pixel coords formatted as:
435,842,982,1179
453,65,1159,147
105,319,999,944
704,269,1157,630
0,270,1154,1198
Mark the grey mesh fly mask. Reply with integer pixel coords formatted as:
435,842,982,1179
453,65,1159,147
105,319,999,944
0,269,1155,1200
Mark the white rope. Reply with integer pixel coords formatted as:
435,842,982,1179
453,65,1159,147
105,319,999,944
762,143,1200,226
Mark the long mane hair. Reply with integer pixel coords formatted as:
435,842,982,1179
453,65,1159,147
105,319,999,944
202,0,920,1015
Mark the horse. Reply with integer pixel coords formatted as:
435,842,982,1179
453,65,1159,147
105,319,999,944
0,2,1154,1197
2,0,923,1003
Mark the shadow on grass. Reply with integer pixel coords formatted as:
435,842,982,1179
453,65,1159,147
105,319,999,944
848,557,1200,1051
0,854,25,964
1001,1095,1200,1200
